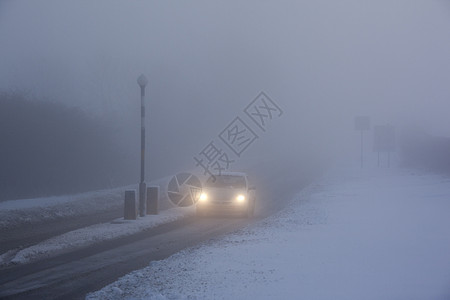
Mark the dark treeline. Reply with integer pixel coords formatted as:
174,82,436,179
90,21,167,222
400,130,450,175
0,92,134,201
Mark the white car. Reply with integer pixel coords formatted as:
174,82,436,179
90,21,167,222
196,172,256,217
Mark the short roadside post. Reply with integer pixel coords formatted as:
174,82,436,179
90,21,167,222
146,186,159,215
124,190,137,220
137,74,148,217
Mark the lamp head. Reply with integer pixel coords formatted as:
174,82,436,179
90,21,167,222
137,74,148,88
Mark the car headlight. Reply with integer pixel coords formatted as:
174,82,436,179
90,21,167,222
199,193,208,203
236,194,246,203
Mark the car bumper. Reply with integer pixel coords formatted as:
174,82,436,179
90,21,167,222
196,201,248,215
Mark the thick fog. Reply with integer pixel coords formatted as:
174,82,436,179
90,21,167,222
1,1,450,199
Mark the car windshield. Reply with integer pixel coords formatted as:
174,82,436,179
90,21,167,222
205,175,246,189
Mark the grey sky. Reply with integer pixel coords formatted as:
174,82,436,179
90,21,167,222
1,1,450,177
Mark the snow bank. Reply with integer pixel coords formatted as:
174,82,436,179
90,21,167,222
87,166,450,300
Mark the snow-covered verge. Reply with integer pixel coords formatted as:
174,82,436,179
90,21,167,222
87,166,450,300
0,175,199,266
0,206,194,266
0,187,127,229
0,177,170,230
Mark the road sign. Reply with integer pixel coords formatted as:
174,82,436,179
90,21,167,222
354,116,370,131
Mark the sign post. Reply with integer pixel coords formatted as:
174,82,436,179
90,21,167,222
354,116,370,168
373,124,395,167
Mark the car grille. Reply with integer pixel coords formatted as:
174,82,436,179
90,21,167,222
211,197,233,204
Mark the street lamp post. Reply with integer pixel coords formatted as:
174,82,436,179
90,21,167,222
137,74,148,217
